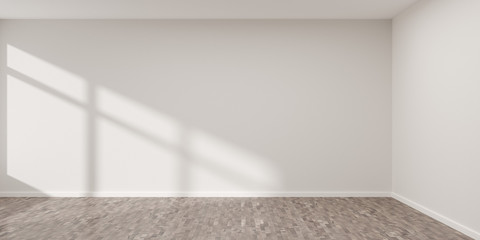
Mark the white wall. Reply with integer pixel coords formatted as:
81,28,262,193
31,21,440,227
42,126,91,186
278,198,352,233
0,20,392,196
393,0,480,237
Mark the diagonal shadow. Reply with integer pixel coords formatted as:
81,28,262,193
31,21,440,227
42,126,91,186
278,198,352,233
6,67,277,194
0,42,48,220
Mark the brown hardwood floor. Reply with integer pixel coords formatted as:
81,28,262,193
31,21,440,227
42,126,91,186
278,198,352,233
0,197,472,240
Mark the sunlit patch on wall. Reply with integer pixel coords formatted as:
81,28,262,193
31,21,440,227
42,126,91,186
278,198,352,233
188,129,280,191
6,75,86,192
96,116,181,192
97,86,181,146
7,44,87,103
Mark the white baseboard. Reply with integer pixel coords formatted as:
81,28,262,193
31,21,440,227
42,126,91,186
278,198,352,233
392,193,479,240
0,191,391,198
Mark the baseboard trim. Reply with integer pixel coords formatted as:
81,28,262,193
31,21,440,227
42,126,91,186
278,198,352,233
0,191,391,198
392,193,479,239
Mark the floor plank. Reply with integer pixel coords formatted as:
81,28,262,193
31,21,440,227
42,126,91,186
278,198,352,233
0,197,472,239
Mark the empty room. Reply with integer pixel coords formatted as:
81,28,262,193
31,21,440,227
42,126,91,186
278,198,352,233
0,0,479,239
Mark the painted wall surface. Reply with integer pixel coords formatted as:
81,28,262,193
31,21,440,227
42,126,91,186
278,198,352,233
0,20,392,196
393,0,480,235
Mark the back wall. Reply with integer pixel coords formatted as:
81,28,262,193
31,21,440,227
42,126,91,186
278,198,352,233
0,20,392,196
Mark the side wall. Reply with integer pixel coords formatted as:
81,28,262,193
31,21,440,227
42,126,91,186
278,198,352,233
393,0,480,237
0,20,392,196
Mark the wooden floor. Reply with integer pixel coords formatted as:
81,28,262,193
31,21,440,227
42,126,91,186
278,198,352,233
0,197,471,240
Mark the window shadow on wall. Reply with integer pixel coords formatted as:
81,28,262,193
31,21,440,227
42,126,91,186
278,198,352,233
0,20,388,198
3,43,284,196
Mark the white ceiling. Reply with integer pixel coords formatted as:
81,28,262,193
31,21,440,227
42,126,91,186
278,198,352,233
0,0,420,19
